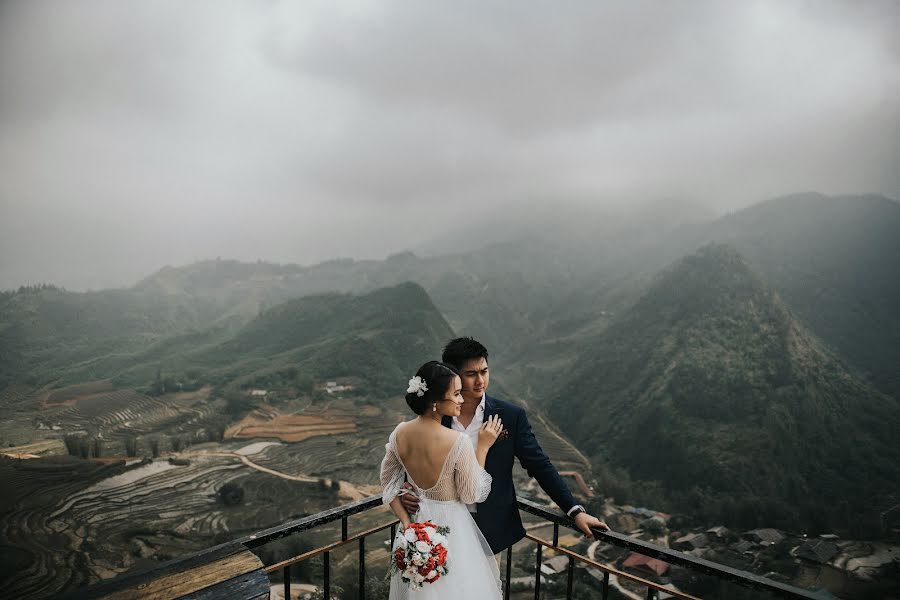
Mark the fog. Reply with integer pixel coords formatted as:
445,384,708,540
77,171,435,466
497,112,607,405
1,0,898,290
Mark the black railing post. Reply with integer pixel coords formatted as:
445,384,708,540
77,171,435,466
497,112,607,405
342,516,348,541
504,545,512,600
323,551,330,599
553,522,559,547
283,565,290,600
533,542,543,600
646,587,655,600
566,555,574,599
358,536,366,600
602,571,610,600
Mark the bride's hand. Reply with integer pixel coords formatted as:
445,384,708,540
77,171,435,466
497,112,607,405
478,414,503,449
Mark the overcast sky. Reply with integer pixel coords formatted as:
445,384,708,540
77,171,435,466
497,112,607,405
1,0,898,290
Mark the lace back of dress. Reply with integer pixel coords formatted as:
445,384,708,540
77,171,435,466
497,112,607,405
419,437,465,502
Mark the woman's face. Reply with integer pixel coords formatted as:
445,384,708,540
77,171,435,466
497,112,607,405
436,375,463,417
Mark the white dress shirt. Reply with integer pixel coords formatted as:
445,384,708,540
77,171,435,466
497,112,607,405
451,395,486,512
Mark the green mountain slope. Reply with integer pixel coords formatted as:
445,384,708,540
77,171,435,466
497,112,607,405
0,285,222,388
549,244,900,533
65,282,455,397
523,194,900,405
708,194,900,401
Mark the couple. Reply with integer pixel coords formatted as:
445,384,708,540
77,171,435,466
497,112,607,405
380,337,608,598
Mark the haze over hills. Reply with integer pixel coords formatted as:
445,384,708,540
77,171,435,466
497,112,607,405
0,283,461,599
2,194,899,497
1,192,898,598
642,193,900,401
547,244,900,534
506,193,900,403
3,282,454,399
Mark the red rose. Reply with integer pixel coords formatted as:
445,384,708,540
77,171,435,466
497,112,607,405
434,544,448,566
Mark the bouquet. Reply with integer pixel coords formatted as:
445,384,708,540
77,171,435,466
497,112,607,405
391,521,450,590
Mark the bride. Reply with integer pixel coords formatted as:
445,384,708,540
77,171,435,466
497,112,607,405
381,360,503,599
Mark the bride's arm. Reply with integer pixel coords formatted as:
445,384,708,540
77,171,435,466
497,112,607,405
380,431,412,528
388,496,412,529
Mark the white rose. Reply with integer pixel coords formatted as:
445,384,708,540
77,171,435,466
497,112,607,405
404,529,418,543
430,533,446,546
423,526,436,538
427,570,437,579
414,572,425,582
413,555,425,565
415,540,430,553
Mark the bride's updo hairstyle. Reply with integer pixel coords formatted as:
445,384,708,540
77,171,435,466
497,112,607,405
405,361,460,415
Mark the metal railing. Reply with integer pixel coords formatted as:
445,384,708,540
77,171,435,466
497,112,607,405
236,494,826,600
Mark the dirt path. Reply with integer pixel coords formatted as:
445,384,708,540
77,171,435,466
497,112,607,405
181,451,319,483
179,450,377,502
558,470,595,497
508,388,593,469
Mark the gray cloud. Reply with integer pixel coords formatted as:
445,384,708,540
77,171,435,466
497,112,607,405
1,0,898,289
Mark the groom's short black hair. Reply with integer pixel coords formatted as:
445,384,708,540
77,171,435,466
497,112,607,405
441,337,489,370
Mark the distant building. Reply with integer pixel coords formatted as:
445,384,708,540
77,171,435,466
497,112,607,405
731,539,756,554
541,555,570,575
794,540,840,564
249,389,268,397
745,528,784,545
622,552,670,576
706,526,732,540
324,381,354,394
673,533,709,551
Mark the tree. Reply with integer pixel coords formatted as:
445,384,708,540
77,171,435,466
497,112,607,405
64,434,83,457
218,482,245,506
124,435,139,458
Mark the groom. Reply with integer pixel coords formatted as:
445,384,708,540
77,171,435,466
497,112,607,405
401,337,608,554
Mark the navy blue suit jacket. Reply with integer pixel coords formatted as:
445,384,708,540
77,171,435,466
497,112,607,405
442,395,577,553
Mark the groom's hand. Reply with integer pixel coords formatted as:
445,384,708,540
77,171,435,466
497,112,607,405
399,482,420,515
574,512,609,539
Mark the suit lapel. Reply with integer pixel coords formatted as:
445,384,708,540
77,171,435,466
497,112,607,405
441,415,452,428
482,395,500,421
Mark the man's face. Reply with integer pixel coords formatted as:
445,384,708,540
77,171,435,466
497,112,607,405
458,357,489,402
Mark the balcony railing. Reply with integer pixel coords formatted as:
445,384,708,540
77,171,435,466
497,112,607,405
63,495,829,599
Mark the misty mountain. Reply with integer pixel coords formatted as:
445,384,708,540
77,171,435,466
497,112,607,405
35,282,454,397
547,244,900,533
135,237,588,359
704,193,900,401
7,193,898,406
526,193,900,402
0,285,223,389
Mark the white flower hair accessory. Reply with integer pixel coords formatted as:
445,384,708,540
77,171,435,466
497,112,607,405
407,376,428,397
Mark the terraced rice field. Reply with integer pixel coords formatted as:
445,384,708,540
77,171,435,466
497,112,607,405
1,448,349,599
0,383,594,599
0,457,128,599
226,408,357,443
0,384,37,408
1,439,65,459
47,388,217,452
40,380,116,407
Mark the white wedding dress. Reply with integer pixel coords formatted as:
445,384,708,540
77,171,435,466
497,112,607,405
381,425,502,599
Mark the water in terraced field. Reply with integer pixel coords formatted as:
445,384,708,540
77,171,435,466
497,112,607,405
235,441,283,456
82,459,180,493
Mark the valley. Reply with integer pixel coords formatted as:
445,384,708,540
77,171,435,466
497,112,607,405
1,194,898,598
